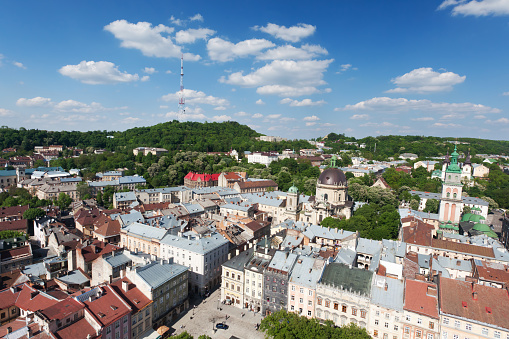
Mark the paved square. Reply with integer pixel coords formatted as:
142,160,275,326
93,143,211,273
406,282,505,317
171,289,265,339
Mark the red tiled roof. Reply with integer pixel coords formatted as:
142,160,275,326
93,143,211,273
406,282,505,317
0,219,28,232
431,238,494,258
0,245,31,260
404,279,439,319
0,286,18,309
184,172,220,182
474,261,509,285
439,277,509,330
223,172,242,180
82,286,131,326
110,278,152,314
0,269,26,290
402,220,434,247
39,297,84,320
54,317,98,339
94,220,121,238
237,180,277,189
0,318,27,337
80,240,118,262
15,283,59,312
0,205,29,219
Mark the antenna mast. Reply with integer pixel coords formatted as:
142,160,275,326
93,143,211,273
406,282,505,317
178,54,185,119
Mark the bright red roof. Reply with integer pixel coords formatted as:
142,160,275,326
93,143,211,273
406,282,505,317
82,286,130,327
39,297,84,320
54,317,98,339
184,172,220,182
404,279,439,319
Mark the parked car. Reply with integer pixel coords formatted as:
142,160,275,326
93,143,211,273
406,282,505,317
216,323,229,330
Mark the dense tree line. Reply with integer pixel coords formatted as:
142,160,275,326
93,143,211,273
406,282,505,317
260,310,370,339
0,187,52,208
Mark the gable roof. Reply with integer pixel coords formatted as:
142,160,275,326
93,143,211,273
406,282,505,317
404,279,439,319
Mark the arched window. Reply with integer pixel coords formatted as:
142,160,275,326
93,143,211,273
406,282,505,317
453,193,457,198
324,193,328,201
447,192,450,198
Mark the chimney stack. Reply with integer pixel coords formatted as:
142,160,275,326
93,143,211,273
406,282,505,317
122,280,129,292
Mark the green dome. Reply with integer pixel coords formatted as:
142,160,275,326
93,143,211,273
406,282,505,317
288,185,299,194
472,223,491,232
446,145,461,174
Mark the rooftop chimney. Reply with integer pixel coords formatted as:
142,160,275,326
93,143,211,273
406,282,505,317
122,280,129,292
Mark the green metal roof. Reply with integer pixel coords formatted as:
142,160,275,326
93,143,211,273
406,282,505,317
320,263,373,296
288,185,299,194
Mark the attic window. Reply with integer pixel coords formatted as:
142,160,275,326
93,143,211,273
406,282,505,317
462,301,467,308
486,307,492,314
98,312,106,318
111,305,118,310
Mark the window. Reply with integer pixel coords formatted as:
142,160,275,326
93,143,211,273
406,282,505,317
465,323,472,331
334,303,338,310
427,335,434,339
384,322,389,328
291,285,295,291
226,271,229,277
453,335,458,339
442,333,448,339
106,327,112,334
308,310,312,316
115,320,120,328
494,331,501,339
375,319,379,325
342,305,347,313
374,330,378,337
385,313,390,319
383,334,388,339
299,298,303,304
394,325,398,331
454,320,460,328
481,328,488,336
291,305,294,311
123,316,127,323
299,288,304,293
443,318,449,325
325,300,330,308
418,318,422,324
291,295,295,301
376,310,380,316
406,315,411,322
308,290,313,296
404,327,409,334
352,308,357,316
361,310,367,318
429,321,434,330
416,330,422,338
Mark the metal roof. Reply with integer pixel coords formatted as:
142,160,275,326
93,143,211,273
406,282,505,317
135,262,188,289
289,256,325,290
56,270,90,285
319,263,373,297
160,232,229,255
123,222,168,240
370,275,404,311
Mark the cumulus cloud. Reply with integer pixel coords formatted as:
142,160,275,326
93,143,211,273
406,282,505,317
59,61,140,85
143,67,157,74
305,122,317,126
433,122,462,128
170,16,184,26
212,115,232,122
486,117,509,124
303,115,320,121
412,117,434,121
256,99,265,105
189,13,204,22
162,89,229,107
257,44,327,60
165,111,207,121
386,67,465,93
252,113,263,118
438,0,509,16
0,108,13,117
13,61,26,69
213,106,226,111
360,121,396,128
337,97,500,114
503,91,509,96
121,117,142,124
53,100,109,113
280,98,326,106
235,111,250,116
336,63,357,74
220,59,333,97
141,75,150,82
207,37,275,62
17,97,52,107
280,117,296,122
104,20,200,60
253,23,316,42
350,114,369,120
176,28,215,44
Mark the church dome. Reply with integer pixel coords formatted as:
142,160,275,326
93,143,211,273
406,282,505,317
318,168,347,186
288,185,299,194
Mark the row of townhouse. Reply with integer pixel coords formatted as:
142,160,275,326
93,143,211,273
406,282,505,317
221,245,509,339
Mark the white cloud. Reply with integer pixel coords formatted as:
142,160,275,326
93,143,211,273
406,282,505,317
438,0,509,16
143,67,157,74
0,54,4,67
170,16,184,26
162,89,229,107
0,108,13,117
360,121,396,128
213,106,226,111
266,114,281,120
212,115,232,122
280,98,326,107
252,113,263,118
17,97,52,107
305,122,317,126
303,115,320,121
257,44,327,60
412,117,434,121
207,37,275,62
474,115,486,119
336,63,357,74
141,76,150,82
337,97,500,114
350,114,369,120
59,61,140,85
280,117,296,122
235,111,250,116
220,59,333,97
253,23,316,42
121,117,142,124
60,114,104,123
503,91,509,96
440,113,466,120
486,117,509,124
54,100,109,113
160,105,169,109
166,70,172,74
13,61,26,69
165,111,207,121
256,99,265,105
386,67,465,93
176,28,215,44
189,13,204,22
433,122,462,128
256,85,321,97
104,20,200,60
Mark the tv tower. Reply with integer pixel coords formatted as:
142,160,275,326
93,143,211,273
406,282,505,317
178,54,185,119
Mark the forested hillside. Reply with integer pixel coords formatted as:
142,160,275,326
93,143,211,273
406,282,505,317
0,121,312,153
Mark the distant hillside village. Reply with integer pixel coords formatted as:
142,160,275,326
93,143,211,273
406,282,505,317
0,138,509,339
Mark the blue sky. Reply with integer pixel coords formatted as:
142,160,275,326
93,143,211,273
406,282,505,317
1,0,509,140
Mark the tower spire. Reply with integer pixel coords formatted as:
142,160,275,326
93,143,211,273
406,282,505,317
178,54,185,120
